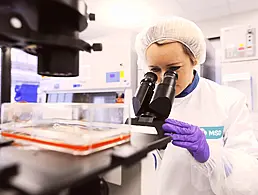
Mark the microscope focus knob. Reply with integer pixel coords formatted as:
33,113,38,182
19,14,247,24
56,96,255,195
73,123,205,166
92,43,103,51
89,13,96,21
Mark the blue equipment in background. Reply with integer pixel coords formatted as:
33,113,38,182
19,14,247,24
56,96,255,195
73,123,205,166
14,84,39,102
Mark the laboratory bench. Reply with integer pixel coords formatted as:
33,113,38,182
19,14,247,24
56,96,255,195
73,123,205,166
0,133,171,195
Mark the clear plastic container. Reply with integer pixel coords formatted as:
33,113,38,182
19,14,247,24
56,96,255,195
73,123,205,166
0,103,131,155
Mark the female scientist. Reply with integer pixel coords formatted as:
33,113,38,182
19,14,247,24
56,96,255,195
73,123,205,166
135,17,258,195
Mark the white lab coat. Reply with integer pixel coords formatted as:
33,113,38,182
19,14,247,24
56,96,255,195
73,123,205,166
157,77,258,195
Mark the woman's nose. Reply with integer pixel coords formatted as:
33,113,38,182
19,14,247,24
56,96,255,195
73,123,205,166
160,69,167,81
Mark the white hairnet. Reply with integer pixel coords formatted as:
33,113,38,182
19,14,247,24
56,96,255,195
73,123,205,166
135,16,206,66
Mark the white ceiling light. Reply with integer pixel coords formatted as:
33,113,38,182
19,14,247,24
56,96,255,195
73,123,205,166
97,0,157,29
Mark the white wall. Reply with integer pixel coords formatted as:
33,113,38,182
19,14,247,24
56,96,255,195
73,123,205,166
196,10,258,84
198,10,258,38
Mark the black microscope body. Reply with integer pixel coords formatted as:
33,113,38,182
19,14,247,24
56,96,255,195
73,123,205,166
128,67,179,139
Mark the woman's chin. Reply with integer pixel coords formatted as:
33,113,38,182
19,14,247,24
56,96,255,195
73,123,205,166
175,89,183,96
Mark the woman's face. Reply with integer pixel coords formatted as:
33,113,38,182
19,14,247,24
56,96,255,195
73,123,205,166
146,42,196,96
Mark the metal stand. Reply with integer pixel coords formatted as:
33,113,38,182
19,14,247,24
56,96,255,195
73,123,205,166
1,47,11,104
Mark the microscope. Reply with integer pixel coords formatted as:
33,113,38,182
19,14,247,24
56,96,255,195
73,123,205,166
130,67,179,138
0,0,102,104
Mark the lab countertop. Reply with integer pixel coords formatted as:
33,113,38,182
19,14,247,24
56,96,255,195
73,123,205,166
0,133,171,195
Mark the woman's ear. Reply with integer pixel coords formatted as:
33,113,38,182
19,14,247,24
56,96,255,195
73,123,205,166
193,59,198,66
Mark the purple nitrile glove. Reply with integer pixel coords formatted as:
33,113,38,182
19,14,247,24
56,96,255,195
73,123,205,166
162,118,210,163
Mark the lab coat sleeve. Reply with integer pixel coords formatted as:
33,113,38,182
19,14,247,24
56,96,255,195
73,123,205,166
190,94,258,195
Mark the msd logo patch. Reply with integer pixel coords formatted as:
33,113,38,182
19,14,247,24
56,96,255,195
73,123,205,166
200,126,224,139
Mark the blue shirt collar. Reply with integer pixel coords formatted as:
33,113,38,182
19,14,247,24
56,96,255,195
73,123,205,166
175,70,199,98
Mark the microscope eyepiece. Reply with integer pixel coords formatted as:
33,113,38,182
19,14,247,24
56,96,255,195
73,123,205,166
149,69,178,119
143,72,158,84
133,72,157,116
133,67,178,119
162,69,178,87
164,68,178,78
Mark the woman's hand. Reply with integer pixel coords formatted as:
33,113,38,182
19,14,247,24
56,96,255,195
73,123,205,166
163,118,210,163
